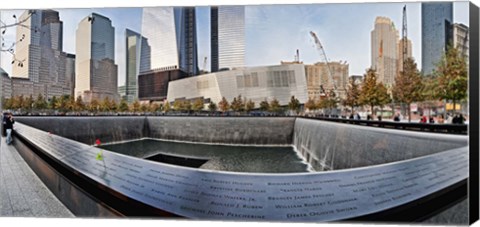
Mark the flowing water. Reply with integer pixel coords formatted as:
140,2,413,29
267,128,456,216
100,139,311,173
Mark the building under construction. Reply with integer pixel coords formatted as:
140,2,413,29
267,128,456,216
280,50,349,101
304,62,349,101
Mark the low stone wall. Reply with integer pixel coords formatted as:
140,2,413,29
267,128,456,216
293,118,468,171
16,116,295,146
16,116,468,171
15,116,146,145
146,117,295,145
11,121,469,221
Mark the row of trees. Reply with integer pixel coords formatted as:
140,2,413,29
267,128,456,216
337,45,467,122
169,95,301,114
303,69,391,117
2,94,160,113
2,93,303,115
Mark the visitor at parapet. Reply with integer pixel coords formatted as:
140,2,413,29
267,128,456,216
419,113,427,123
356,113,361,120
446,113,453,124
452,113,459,124
349,113,354,119
437,115,445,124
458,113,466,124
377,115,382,121
452,113,466,124
4,112,15,145
429,116,435,124
393,113,401,122
367,114,372,120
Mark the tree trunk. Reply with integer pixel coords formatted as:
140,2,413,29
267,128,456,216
391,103,395,119
407,103,411,123
453,99,456,114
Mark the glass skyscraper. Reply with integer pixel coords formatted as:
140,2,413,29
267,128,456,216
139,7,198,76
75,13,118,102
421,2,453,75
11,10,70,100
124,29,143,103
138,7,198,101
211,6,245,72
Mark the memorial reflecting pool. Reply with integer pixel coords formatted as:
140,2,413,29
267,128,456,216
100,139,311,173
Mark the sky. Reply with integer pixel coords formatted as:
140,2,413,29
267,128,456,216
0,0,472,87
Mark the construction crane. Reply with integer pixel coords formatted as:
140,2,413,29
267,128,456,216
402,5,408,73
309,31,337,97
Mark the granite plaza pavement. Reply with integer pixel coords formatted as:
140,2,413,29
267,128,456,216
0,136,74,217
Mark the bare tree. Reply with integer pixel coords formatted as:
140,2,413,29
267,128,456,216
1,10,38,67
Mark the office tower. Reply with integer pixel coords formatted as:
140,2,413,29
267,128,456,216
65,54,75,98
75,13,118,103
123,29,143,103
452,23,469,62
421,2,453,75
1,68,12,100
11,10,70,99
371,16,399,86
138,7,198,101
139,7,198,75
211,6,245,72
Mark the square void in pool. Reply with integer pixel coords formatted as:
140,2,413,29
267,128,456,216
100,139,311,173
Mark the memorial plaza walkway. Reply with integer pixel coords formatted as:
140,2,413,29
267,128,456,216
0,137,73,218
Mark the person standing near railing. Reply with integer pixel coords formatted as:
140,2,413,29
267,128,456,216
419,113,427,123
4,112,15,145
452,113,466,124
393,113,401,122
437,115,445,124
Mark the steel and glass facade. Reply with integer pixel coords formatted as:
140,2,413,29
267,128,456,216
140,7,198,76
421,2,453,75
9,10,71,100
139,7,198,101
75,13,118,102
124,29,143,103
211,6,245,72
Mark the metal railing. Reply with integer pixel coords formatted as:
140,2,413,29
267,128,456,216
300,116,468,135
